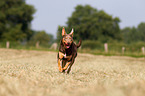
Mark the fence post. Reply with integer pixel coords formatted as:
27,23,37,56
141,47,144,55
104,43,108,53
36,41,40,48
122,47,125,54
6,41,10,48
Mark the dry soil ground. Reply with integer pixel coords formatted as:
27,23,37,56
0,48,145,96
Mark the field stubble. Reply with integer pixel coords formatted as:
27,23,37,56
0,48,145,96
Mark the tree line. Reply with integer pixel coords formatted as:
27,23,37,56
0,0,144,49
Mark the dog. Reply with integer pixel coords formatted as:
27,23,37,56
57,27,82,74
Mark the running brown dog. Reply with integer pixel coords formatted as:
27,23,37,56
57,27,82,74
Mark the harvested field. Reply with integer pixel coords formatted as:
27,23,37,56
0,48,145,96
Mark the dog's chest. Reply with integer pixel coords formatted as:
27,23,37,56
65,48,72,56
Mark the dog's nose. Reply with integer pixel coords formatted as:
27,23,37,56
67,43,70,45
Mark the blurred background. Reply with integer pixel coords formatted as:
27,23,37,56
0,0,145,57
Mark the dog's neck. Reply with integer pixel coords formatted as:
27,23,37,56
65,44,73,56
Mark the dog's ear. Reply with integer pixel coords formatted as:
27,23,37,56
62,27,66,36
69,28,73,37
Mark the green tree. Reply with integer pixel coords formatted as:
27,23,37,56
137,22,145,41
57,5,121,43
2,24,26,41
121,22,145,43
0,0,35,41
121,27,132,43
29,31,53,46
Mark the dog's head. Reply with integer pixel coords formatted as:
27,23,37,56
62,27,73,49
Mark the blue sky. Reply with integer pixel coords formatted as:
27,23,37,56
26,0,145,38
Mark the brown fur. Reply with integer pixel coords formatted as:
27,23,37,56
57,27,82,74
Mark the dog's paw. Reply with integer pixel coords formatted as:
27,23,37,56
59,68,63,72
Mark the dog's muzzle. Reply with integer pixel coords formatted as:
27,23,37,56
65,43,71,48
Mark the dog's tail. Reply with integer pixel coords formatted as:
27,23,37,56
76,39,82,48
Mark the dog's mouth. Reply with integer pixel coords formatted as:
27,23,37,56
64,43,71,49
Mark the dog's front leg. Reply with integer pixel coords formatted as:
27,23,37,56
63,61,71,71
58,58,63,72
65,64,72,74
58,52,65,72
